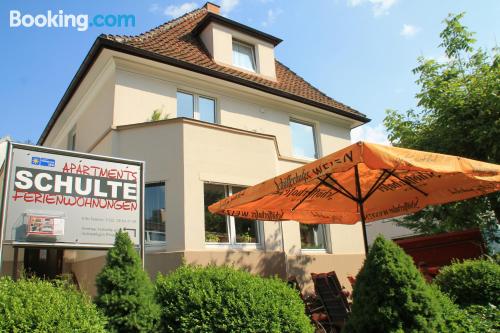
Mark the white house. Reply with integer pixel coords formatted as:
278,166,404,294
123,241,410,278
7,2,371,295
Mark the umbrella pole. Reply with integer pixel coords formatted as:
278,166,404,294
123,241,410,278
354,165,369,255
359,208,369,255
280,221,289,279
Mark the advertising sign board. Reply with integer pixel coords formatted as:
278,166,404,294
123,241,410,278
0,141,144,252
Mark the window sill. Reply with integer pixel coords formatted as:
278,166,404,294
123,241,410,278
213,60,278,82
301,248,328,254
205,243,263,251
145,242,167,252
279,155,316,164
174,116,218,126
233,63,257,74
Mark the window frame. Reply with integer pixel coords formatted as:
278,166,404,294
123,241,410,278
67,127,77,151
300,224,330,253
232,39,257,73
289,118,319,160
176,90,218,124
144,181,166,246
204,183,263,250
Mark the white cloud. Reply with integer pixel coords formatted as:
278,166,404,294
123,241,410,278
149,3,161,13
437,54,452,63
347,0,364,6
220,0,239,15
261,8,282,27
425,53,453,64
351,124,391,145
370,0,397,16
163,2,198,17
434,54,452,63
347,0,397,17
400,24,421,38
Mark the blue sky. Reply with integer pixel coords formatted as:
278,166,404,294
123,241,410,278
1,0,498,144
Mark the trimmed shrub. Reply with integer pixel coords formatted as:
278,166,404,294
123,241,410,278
344,236,466,333
0,277,106,332
434,258,500,307
96,230,160,332
155,265,314,333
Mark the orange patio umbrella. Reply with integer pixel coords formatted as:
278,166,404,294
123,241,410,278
209,141,500,253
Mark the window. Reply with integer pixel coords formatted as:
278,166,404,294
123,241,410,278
177,91,194,118
300,224,327,250
67,128,76,151
232,40,256,72
204,183,261,245
145,183,166,243
176,91,216,123
290,119,317,159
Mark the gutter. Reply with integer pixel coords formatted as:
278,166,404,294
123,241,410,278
38,36,370,145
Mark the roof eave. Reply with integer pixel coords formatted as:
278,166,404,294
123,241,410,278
191,12,283,46
37,36,105,145
38,37,370,145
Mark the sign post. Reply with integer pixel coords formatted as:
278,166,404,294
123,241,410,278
0,140,13,269
0,140,145,273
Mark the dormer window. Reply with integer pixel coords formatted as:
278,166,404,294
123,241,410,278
232,40,256,72
194,12,281,79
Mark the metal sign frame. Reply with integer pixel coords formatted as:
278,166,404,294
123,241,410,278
0,140,146,271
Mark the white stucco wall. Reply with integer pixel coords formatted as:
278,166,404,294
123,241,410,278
41,53,364,256
113,123,185,251
182,121,280,251
112,64,352,162
114,69,176,127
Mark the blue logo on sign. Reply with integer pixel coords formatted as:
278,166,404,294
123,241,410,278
31,157,55,167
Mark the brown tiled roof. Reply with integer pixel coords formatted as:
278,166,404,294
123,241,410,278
103,7,366,120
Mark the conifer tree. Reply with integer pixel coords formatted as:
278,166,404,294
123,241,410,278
95,230,160,333
344,236,447,333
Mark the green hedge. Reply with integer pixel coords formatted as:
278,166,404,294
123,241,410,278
155,265,314,333
0,277,106,333
434,258,500,307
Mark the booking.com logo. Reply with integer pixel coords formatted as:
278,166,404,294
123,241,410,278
9,10,135,32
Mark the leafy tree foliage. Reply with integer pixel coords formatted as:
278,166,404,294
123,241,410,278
95,230,160,332
384,13,500,240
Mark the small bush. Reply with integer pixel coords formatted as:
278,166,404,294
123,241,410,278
428,284,475,332
434,258,500,307
465,305,500,333
96,230,160,332
0,277,106,332
344,236,469,333
155,265,314,333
